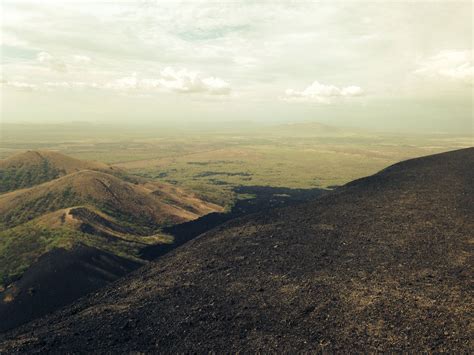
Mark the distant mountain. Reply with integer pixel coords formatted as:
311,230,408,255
267,121,358,136
1,148,471,352
0,151,222,332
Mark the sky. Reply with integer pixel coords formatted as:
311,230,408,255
0,0,472,133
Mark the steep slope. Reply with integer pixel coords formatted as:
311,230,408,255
0,245,140,333
0,150,120,193
0,202,176,333
0,206,173,287
0,148,472,352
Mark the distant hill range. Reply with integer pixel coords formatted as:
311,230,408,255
267,121,365,136
0,151,222,332
0,147,471,352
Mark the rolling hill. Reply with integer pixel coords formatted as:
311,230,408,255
0,147,471,352
0,151,223,332
0,169,218,230
0,150,123,193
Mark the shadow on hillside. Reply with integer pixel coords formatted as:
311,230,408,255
140,185,329,260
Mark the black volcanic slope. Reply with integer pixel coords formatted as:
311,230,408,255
0,245,140,333
1,148,473,352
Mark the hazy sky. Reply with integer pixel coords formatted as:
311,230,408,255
1,0,472,133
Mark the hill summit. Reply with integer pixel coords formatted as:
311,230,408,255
0,150,116,193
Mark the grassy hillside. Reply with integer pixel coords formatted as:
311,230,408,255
0,150,145,193
0,150,120,193
0,207,175,288
0,166,221,286
0,223,84,287
0,151,222,320
0,169,221,231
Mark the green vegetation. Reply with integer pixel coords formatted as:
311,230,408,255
0,147,222,289
0,159,61,193
1,189,78,229
1,123,471,207
0,224,82,287
0,219,173,288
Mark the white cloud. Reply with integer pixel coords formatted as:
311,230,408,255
106,68,231,95
36,52,91,72
157,67,231,95
72,55,91,65
233,56,260,68
5,68,231,96
44,81,99,89
284,81,364,103
2,80,38,91
106,73,139,90
414,50,473,84
36,51,67,72
37,51,53,63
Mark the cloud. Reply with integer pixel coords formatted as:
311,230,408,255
1,80,38,91
284,81,364,103
414,50,473,84
72,55,91,65
37,51,53,63
36,51,67,72
106,74,139,90
106,68,231,95
36,52,91,72
4,68,231,96
44,81,99,89
156,67,230,95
